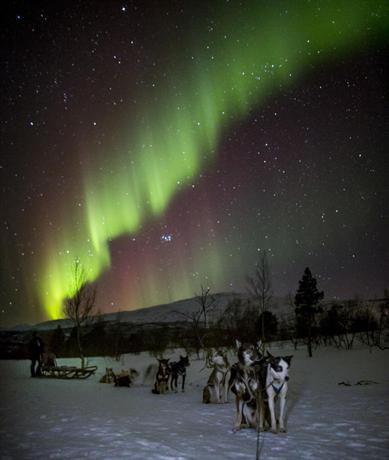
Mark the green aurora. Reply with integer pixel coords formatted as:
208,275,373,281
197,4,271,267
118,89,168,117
37,0,388,319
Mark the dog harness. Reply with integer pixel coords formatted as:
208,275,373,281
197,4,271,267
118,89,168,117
233,365,259,403
270,381,285,395
214,364,230,383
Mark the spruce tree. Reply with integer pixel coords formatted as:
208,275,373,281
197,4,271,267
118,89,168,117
295,267,324,357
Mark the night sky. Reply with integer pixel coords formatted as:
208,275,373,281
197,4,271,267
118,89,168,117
1,0,388,327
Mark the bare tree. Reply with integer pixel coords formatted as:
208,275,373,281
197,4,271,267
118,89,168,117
63,259,96,368
246,251,273,347
174,285,216,358
175,307,204,358
195,285,216,329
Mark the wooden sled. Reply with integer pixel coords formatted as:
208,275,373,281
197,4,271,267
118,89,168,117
40,365,97,379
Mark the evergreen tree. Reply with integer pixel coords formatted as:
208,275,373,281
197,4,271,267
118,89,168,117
294,267,324,357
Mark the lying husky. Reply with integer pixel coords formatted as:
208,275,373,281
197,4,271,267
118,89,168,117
229,340,266,431
100,367,116,384
266,352,293,433
170,355,190,392
114,368,139,387
203,349,231,404
152,359,170,394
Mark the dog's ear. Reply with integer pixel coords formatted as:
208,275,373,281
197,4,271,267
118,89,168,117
283,355,293,366
235,339,242,350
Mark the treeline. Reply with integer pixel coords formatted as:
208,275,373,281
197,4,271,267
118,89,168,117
187,296,389,354
2,294,388,361
57,296,389,356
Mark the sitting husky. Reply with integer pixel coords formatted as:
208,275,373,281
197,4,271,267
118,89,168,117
100,368,116,384
265,352,293,433
203,349,231,404
170,355,190,392
152,359,170,394
229,340,266,431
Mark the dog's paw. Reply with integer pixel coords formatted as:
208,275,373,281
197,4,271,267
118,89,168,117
279,427,287,433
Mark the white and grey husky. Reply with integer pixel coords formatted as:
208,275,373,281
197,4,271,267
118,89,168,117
203,349,231,404
265,352,293,433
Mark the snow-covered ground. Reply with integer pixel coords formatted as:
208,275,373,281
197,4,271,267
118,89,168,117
0,344,388,459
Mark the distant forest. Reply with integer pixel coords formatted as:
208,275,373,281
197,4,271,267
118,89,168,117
1,294,388,360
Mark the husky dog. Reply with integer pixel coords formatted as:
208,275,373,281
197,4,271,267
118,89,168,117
203,349,231,404
229,340,266,431
41,351,57,369
114,368,139,387
266,352,292,433
170,355,190,392
152,359,170,394
100,367,116,384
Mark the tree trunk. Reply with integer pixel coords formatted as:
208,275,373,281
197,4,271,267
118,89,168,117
307,313,313,358
76,324,85,368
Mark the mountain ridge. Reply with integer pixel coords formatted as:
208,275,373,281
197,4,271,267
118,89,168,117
4,292,253,331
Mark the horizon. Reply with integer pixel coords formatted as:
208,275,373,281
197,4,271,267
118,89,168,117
3,288,386,330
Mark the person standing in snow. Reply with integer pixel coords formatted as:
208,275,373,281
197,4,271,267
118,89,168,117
28,331,45,377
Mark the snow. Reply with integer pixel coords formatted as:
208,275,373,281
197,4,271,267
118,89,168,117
1,345,388,459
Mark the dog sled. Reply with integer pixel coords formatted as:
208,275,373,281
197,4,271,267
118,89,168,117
40,365,97,379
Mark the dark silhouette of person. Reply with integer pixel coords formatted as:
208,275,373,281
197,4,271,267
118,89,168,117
28,331,45,377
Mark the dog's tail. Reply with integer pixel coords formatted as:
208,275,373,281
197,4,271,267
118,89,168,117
143,363,157,384
144,364,152,379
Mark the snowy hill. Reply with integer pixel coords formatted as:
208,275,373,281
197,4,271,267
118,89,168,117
7,291,265,331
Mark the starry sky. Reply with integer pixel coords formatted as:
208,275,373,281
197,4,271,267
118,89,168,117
1,0,388,327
